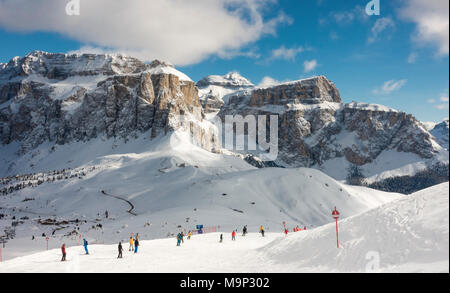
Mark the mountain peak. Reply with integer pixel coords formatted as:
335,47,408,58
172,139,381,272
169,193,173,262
197,72,254,89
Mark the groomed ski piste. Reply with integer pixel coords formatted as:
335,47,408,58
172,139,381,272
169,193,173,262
0,182,447,273
0,132,448,273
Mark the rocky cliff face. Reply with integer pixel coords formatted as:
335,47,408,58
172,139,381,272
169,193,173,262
217,76,448,181
430,119,449,150
0,51,215,153
197,72,255,113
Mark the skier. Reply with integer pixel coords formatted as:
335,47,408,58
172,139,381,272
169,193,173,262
261,229,265,237
180,232,184,243
232,230,236,241
129,237,134,251
304,226,307,230
220,234,223,243
83,238,89,255
105,210,109,219
176,233,181,246
242,225,247,236
284,228,289,236
118,242,123,258
134,238,139,253
187,231,191,240
61,244,67,261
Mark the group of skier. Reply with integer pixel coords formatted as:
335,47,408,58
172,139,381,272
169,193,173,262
60,224,306,261
128,234,140,253
60,237,88,261
223,225,264,243
60,233,140,261
118,234,139,258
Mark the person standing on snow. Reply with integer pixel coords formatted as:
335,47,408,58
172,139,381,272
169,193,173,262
134,238,139,253
284,228,289,236
232,230,236,241
261,229,265,237
129,237,134,251
83,238,89,255
242,226,247,236
176,233,181,246
187,231,191,240
220,234,223,243
118,242,123,258
61,244,67,261
105,210,109,219
180,232,184,243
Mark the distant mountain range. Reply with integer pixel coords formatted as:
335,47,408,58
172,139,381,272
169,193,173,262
0,51,448,193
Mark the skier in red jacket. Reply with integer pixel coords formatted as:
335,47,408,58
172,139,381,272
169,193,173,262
284,228,289,236
232,230,236,241
61,244,66,261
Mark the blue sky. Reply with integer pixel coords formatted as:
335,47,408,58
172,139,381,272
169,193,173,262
0,0,448,122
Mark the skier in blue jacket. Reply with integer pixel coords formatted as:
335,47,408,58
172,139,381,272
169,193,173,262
134,238,139,253
83,238,89,255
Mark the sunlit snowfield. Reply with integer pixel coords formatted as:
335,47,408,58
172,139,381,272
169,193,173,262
1,182,448,273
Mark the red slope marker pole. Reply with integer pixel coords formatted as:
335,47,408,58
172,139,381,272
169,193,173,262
332,207,340,248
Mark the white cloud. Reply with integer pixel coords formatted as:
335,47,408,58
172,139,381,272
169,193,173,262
329,31,339,40
0,0,292,65
303,59,318,73
257,76,281,88
331,11,355,24
328,5,368,25
268,46,304,61
407,52,418,64
368,17,395,43
373,79,408,95
426,93,449,111
399,0,449,56
434,104,449,110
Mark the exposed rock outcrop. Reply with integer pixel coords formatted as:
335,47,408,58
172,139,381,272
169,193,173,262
429,119,449,150
217,76,447,176
0,51,215,153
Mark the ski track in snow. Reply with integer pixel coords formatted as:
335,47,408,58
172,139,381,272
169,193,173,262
100,190,137,216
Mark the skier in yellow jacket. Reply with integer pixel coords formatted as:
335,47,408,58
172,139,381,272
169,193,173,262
129,236,134,251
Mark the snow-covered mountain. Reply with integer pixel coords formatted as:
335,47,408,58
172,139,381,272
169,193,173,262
0,51,448,191
0,182,447,273
0,51,215,158
429,119,449,150
196,72,254,113
217,76,448,192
